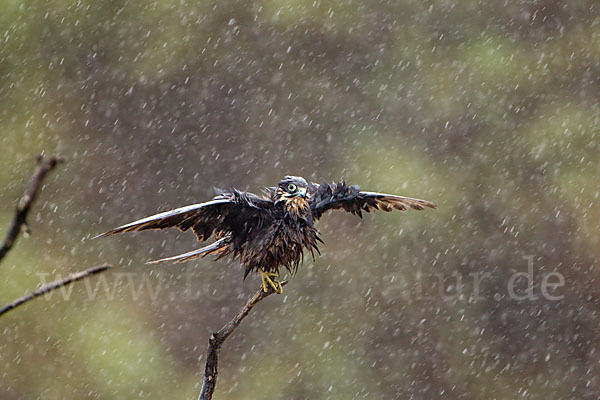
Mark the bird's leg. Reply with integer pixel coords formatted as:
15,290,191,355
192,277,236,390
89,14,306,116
258,268,283,294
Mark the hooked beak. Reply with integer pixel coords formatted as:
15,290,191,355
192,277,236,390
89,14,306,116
284,187,308,199
296,187,308,199
280,187,308,201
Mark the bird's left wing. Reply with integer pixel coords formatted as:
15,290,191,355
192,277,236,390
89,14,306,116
309,181,436,220
93,190,272,241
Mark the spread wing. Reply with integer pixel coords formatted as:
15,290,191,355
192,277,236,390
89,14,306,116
309,181,436,220
93,190,273,241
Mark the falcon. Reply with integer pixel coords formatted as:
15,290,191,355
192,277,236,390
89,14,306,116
94,176,436,293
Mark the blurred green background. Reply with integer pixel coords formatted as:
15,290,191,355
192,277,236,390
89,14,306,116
1,1,599,399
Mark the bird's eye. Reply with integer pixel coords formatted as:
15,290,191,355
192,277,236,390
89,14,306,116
287,183,297,192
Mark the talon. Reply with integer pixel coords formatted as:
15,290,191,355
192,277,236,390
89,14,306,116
258,269,283,294
260,271,269,292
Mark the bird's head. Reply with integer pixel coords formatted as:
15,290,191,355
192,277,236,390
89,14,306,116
276,176,310,214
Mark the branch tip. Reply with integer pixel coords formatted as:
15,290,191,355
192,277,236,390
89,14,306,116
0,264,112,317
0,155,63,263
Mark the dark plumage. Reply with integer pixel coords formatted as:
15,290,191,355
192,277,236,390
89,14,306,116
95,176,436,292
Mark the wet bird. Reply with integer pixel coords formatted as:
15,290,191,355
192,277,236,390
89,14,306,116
95,176,436,293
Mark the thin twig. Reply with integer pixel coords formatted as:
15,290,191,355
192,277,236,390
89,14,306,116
198,281,288,400
0,264,111,317
0,155,64,263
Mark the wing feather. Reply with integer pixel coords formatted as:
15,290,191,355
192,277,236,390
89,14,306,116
92,199,231,239
360,191,437,212
93,190,272,241
309,182,436,220
146,237,230,264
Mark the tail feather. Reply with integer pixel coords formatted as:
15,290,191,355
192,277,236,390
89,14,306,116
146,238,229,264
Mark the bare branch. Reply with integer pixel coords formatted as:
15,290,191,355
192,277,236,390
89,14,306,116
0,264,111,317
0,155,64,263
198,281,288,400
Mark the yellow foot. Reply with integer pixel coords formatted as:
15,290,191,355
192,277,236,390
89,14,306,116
258,269,283,294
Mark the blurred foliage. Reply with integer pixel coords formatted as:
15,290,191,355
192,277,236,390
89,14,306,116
1,0,600,399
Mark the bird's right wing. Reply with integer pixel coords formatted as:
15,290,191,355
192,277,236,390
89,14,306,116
93,190,272,242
